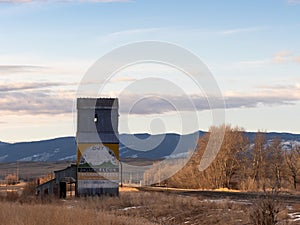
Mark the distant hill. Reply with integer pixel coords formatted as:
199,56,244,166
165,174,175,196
0,141,9,146
0,131,299,163
243,132,300,143
0,137,76,162
119,132,203,159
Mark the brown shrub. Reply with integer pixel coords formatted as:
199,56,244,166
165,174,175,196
5,174,18,185
249,195,281,225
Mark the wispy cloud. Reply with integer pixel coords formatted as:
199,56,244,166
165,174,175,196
272,51,300,64
97,28,163,44
83,0,130,2
295,56,300,63
224,51,300,70
111,76,136,83
0,80,76,115
220,27,263,35
0,81,74,92
106,28,164,37
224,94,299,109
0,65,47,75
0,0,130,3
287,0,300,4
97,26,264,46
118,87,300,114
255,83,300,97
0,0,30,2
272,50,292,63
223,59,270,70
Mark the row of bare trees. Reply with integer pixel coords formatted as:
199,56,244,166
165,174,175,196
146,125,300,191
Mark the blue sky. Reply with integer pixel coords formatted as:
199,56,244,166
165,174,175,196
0,0,300,142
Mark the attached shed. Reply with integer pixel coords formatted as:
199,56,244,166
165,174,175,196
36,178,56,196
36,164,77,198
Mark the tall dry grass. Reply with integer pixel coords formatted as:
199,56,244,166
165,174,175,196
0,191,252,225
0,201,158,225
0,191,294,225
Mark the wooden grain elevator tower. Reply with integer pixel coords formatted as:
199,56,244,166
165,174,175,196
76,98,119,196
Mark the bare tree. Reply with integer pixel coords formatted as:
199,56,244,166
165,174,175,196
167,125,248,189
251,131,267,190
285,144,300,190
5,174,18,185
220,126,248,188
266,138,284,190
163,126,300,192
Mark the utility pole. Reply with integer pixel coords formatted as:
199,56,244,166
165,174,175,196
120,161,123,187
16,161,19,183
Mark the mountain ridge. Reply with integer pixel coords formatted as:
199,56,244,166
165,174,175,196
0,131,299,163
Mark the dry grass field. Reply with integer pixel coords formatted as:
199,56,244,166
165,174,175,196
1,162,300,224
1,189,300,225
0,161,73,180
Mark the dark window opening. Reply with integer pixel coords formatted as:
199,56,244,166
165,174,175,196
94,113,98,123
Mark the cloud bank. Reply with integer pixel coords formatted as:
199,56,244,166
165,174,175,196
0,90,74,115
0,82,299,115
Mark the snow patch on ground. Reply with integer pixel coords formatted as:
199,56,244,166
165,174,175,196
200,198,251,205
164,152,189,159
121,206,142,211
289,212,300,221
